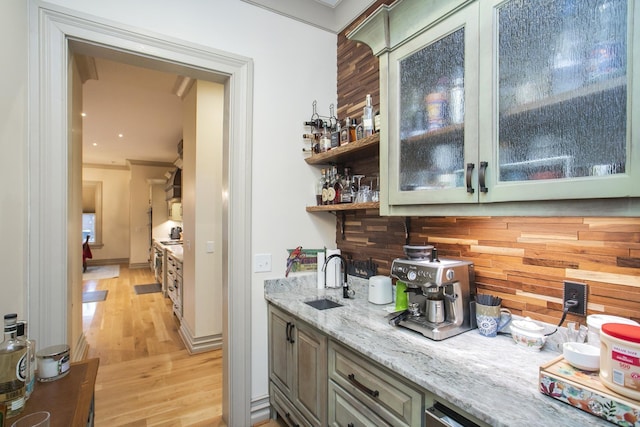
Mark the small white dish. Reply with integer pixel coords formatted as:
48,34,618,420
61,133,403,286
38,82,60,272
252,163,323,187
563,342,600,371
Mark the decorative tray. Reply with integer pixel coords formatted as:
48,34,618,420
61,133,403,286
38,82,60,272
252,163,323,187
539,356,640,426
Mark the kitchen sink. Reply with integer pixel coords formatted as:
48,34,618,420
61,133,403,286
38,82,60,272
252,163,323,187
305,298,343,310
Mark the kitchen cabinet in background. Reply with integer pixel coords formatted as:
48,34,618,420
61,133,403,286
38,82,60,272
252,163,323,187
349,0,640,216
166,252,183,319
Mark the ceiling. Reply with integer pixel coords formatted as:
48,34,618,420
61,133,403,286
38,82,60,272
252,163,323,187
81,57,185,167
81,0,375,167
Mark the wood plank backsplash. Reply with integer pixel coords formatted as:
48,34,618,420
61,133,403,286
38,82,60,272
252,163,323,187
335,1,640,326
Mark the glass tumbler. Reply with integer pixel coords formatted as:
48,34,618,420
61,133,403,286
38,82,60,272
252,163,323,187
11,411,51,427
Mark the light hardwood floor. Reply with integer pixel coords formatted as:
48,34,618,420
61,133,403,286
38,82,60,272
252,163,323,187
83,264,225,426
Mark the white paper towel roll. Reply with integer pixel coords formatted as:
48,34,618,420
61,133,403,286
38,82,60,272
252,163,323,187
325,249,342,288
316,251,325,289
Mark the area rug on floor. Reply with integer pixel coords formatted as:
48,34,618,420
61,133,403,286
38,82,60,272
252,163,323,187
134,283,162,295
82,290,108,303
83,265,120,281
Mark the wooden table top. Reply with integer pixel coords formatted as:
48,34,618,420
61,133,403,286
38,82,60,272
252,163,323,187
10,358,99,427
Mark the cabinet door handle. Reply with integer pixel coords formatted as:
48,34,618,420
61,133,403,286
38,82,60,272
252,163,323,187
288,323,295,344
347,373,379,398
285,322,295,343
479,161,488,193
285,322,291,343
466,163,475,194
284,412,299,427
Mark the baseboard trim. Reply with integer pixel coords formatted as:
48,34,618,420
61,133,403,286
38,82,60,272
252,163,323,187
87,258,128,266
72,332,89,362
251,394,272,425
129,262,149,269
178,321,222,354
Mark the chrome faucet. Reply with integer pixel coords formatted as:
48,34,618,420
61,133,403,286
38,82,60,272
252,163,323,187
322,254,351,298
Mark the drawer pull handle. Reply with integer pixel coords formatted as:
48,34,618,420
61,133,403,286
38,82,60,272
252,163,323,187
347,373,379,398
284,412,299,427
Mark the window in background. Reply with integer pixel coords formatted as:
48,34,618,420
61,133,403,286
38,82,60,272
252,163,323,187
82,181,103,247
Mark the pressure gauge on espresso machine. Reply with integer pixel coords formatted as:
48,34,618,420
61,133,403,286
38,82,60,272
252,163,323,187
446,268,455,281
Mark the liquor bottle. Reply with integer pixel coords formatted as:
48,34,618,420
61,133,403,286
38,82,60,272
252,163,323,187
356,122,364,140
0,314,27,418
332,166,342,204
320,123,332,153
316,169,326,206
362,94,374,137
341,168,354,203
340,117,352,146
302,133,319,154
303,118,324,129
16,321,35,400
349,118,358,141
325,167,337,204
322,169,330,205
331,121,341,149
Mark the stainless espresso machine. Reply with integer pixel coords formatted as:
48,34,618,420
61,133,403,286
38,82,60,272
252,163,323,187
390,251,476,341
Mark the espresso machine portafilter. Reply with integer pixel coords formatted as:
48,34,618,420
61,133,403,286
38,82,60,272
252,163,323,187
390,257,476,341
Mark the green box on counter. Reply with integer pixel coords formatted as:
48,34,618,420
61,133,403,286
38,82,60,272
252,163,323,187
539,356,640,426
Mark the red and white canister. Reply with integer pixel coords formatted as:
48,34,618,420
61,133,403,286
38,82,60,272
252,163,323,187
600,323,640,400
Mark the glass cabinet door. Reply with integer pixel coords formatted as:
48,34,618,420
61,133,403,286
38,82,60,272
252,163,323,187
480,0,637,202
387,4,479,205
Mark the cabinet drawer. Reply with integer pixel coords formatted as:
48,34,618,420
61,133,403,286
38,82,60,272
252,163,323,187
329,380,391,427
329,341,423,427
270,381,307,427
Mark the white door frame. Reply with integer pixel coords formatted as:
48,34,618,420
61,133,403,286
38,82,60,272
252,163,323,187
28,4,253,424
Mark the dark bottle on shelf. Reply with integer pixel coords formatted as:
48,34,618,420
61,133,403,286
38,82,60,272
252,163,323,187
304,118,324,129
332,166,342,204
340,117,353,145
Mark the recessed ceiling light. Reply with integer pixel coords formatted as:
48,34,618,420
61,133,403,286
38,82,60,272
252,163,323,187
81,112,87,117
92,142,98,146
118,133,124,138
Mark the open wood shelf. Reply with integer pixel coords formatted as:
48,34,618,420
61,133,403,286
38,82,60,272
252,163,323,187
304,133,380,165
306,202,379,212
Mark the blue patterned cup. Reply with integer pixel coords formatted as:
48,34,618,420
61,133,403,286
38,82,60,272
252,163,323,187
476,303,512,337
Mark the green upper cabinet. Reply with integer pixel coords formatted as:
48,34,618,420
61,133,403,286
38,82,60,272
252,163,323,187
349,0,639,216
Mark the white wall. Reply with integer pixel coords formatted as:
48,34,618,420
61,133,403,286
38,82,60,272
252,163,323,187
182,80,224,342
3,0,337,414
129,163,176,265
0,0,27,319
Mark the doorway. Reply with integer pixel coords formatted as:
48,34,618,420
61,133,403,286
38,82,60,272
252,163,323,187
29,7,254,425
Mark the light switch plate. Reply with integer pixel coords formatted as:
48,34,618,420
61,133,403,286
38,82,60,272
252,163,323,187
206,241,215,253
254,254,272,273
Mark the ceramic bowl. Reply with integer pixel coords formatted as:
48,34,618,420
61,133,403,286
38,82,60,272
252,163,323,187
563,342,600,371
509,318,547,350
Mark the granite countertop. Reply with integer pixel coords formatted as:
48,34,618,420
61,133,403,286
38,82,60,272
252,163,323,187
264,275,609,427
153,239,184,261
166,245,183,262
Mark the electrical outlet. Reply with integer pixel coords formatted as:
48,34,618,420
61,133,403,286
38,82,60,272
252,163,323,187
563,281,587,316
